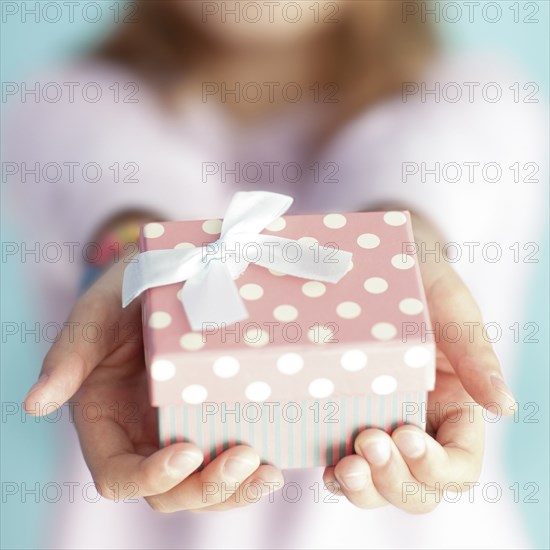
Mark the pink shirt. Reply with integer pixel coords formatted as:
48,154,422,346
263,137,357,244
4,52,547,549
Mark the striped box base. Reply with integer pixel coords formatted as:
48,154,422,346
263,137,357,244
158,392,427,469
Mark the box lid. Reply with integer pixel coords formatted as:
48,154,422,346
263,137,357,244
139,211,436,407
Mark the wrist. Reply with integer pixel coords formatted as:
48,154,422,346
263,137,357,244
87,211,158,265
409,212,452,287
80,212,156,294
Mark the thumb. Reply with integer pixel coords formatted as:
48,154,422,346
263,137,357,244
428,271,517,416
24,262,139,415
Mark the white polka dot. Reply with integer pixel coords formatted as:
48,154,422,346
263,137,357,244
143,223,165,239
384,211,407,226
307,325,334,344
179,332,205,351
357,233,380,249
391,254,415,270
340,350,368,372
151,359,176,381
302,281,326,298
404,346,432,368
239,283,264,301
308,378,335,398
174,242,196,250
212,356,240,378
266,217,286,232
371,375,397,395
323,213,347,229
364,277,388,294
277,353,304,375
273,304,298,322
181,384,208,404
371,322,397,341
245,381,271,402
244,327,269,347
269,269,286,277
336,301,361,319
399,298,424,315
148,311,172,329
176,288,183,301
202,219,222,234
298,236,319,246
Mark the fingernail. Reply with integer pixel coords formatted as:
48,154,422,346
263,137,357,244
223,457,258,480
395,431,426,458
361,439,391,466
25,374,49,400
339,472,368,492
167,451,202,475
490,375,517,411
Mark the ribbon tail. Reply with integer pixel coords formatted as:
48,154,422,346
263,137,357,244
181,261,249,332
251,235,353,283
122,248,204,307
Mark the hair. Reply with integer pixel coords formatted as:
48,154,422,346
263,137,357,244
97,0,436,151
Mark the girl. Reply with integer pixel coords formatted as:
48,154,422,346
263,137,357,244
9,1,546,548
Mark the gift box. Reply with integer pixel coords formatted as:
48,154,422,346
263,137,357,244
124,192,435,469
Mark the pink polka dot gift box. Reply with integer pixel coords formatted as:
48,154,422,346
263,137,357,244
123,192,436,469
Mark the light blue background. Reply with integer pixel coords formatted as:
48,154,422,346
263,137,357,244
1,1,548,548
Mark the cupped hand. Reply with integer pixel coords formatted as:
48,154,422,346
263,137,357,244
24,259,283,512
323,213,517,513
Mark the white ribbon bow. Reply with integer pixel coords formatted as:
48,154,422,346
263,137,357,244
122,191,352,331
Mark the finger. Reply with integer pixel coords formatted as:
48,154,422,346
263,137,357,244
200,465,284,512
355,429,439,514
146,446,261,513
333,454,388,509
392,405,484,489
75,411,203,499
25,261,136,415
322,467,344,496
427,270,516,415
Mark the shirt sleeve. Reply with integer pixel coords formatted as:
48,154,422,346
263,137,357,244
311,53,547,366
2,62,192,321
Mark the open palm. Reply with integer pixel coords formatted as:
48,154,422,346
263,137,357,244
26,260,283,513
323,218,516,512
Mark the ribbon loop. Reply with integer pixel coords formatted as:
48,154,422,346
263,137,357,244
122,191,352,331
220,191,293,240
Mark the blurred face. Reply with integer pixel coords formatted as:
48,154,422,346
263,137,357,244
177,0,348,48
